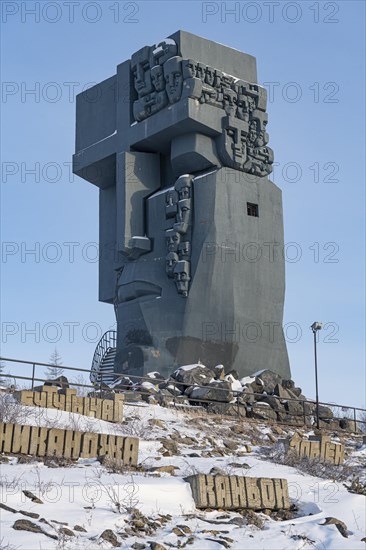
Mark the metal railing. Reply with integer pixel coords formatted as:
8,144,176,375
90,330,117,384
0,356,365,433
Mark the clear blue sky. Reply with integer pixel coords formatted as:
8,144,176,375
1,1,365,408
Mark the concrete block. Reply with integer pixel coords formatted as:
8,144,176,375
29,427,48,456
80,433,99,458
46,428,66,457
245,478,262,509
259,478,276,509
0,423,14,453
12,424,31,454
214,475,232,509
101,400,114,421
63,430,82,459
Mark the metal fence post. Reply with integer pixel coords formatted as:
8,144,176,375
353,407,357,432
303,400,306,427
31,363,35,389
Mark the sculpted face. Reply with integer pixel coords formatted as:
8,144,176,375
182,59,197,80
217,117,250,171
151,65,165,92
222,88,237,116
178,241,191,259
205,66,215,86
131,46,153,97
165,229,181,252
173,260,190,297
175,174,193,199
166,251,178,278
163,57,183,104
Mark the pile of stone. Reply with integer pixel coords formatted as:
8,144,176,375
111,364,354,431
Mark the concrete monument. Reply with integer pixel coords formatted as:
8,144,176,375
73,31,290,381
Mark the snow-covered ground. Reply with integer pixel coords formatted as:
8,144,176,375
0,401,365,549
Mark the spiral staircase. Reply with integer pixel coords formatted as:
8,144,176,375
90,330,117,386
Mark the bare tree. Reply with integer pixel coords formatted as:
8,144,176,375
44,348,64,379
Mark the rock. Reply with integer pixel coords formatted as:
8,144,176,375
172,526,185,536
59,527,75,537
171,364,215,388
13,519,57,540
318,405,334,419
188,380,233,403
0,503,17,513
339,418,357,432
150,543,167,550
213,365,225,380
100,529,120,547
285,399,305,417
321,517,348,538
281,379,295,391
154,389,175,406
44,376,69,389
291,386,303,397
224,374,242,392
223,439,239,451
258,395,284,411
238,385,255,405
160,439,179,454
132,544,147,550
13,519,44,534
22,490,43,504
251,402,277,421
255,370,282,394
74,525,87,532
158,380,181,395
207,402,241,416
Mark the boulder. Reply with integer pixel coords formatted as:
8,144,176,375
258,395,285,412
44,376,69,389
224,374,242,392
255,370,282,394
188,380,233,403
339,418,357,432
281,379,295,391
171,364,215,388
207,402,240,416
158,380,181,395
213,364,225,380
250,402,277,421
238,385,255,405
285,399,305,417
318,405,334,419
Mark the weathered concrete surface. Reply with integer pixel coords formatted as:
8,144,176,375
73,31,290,381
282,434,345,465
185,474,290,510
0,423,138,464
15,387,124,422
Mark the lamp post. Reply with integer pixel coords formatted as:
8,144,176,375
311,321,323,429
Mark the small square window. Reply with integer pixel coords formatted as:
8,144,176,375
247,202,259,217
